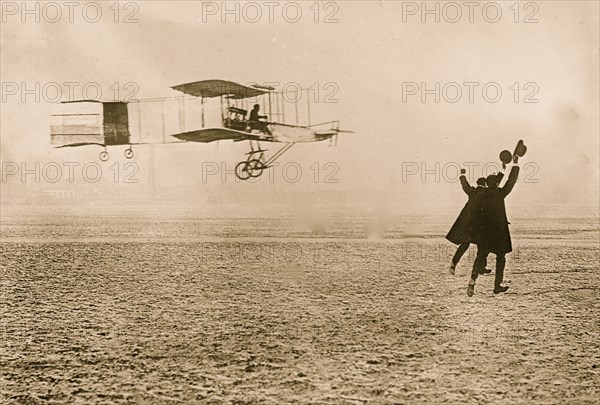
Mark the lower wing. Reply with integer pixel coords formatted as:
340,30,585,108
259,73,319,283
171,128,265,143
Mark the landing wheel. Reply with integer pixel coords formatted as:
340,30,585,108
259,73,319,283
124,148,134,159
246,158,265,178
99,151,109,162
235,161,252,181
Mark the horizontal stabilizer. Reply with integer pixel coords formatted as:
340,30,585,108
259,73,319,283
315,128,354,135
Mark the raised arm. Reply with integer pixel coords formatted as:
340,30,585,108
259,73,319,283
500,164,520,197
459,169,475,195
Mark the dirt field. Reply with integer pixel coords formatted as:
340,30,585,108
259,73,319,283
1,208,598,404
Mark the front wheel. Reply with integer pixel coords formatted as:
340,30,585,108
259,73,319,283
246,159,265,178
235,161,252,180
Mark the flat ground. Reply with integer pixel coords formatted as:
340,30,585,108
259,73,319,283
1,208,598,404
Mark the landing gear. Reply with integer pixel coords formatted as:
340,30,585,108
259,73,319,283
235,154,267,181
124,147,134,159
98,146,134,162
235,161,252,180
246,158,265,178
234,141,296,181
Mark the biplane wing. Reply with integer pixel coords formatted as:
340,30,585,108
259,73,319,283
54,142,106,148
171,80,268,99
53,141,163,148
171,128,265,143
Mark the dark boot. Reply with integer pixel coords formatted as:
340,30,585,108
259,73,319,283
494,285,509,294
467,278,475,297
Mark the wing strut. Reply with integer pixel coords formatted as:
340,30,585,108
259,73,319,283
265,142,295,167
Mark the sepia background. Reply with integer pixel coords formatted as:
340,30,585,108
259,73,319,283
1,1,598,212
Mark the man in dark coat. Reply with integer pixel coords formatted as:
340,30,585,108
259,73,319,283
446,169,496,275
467,160,520,296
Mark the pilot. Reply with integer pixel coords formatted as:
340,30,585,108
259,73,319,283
248,104,271,135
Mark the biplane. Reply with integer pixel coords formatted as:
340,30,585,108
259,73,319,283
50,80,352,180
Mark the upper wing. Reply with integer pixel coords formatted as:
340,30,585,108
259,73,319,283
171,128,261,143
171,80,267,99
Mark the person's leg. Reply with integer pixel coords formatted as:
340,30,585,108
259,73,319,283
471,246,488,281
494,254,507,291
261,122,272,135
468,245,488,296
450,242,469,274
482,252,488,271
452,242,470,266
477,250,492,274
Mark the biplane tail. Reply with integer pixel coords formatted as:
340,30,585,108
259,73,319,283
50,100,130,148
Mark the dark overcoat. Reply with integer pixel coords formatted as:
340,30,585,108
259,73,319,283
471,166,519,254
445,176,487,245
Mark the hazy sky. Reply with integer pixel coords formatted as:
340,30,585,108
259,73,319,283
1,1,598,211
